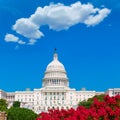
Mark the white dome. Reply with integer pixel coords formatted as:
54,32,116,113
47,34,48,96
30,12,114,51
46,53,66,72
43,52,69,87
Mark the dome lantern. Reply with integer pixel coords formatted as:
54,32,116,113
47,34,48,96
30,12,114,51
54,53,58,60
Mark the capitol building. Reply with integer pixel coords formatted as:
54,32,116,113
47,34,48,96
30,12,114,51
0,52,119,113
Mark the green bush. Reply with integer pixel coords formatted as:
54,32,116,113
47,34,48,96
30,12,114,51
7,107,37,120
0,99,8,112
13,101,20,108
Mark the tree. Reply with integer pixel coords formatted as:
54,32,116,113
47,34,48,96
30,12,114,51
0,99,8,112
13,101,20,107
7,107,37,120
78,94,105,108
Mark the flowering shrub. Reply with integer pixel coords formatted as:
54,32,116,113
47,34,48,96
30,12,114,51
36,95,120,120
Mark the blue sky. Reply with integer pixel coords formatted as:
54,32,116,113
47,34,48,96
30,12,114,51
0,0,120,92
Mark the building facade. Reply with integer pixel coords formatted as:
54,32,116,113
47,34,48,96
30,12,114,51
105,88,120,97
0,52,115,113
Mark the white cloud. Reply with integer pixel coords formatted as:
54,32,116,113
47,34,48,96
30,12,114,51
84,8,111,26
13,18,44,39
5,34,19,42
27,39,37,45
18,40,26,45
29,2,110,29
4,33,26,45
8,1,111,45
30,2,98,30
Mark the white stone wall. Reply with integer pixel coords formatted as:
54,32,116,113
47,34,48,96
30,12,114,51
76,91,95,102
6,92,15,102
15,91,34,102
0,87,105,113
33,89,42,113
0,90,7,99
106,88,120,97
14,91,34,110
0,90,2,99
